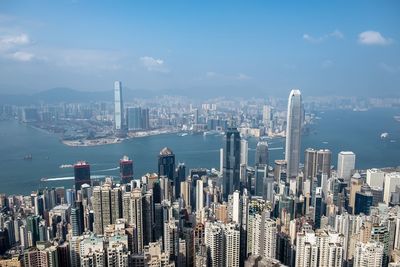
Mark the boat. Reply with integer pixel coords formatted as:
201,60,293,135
59,164,74,169
23,154,32,160
380,132,389,139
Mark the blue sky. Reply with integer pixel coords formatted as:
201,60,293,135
0,1,399,97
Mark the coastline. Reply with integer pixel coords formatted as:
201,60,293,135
61,128,181,147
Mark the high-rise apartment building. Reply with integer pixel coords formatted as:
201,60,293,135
225,223,240,267
240,139,248,166
353,241,384,267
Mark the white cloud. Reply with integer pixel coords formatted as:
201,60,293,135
0,33,30,49
206,71,217,77
303,30,344,43
358,31,392,45
206,71,251,81
236,73,251,80
379,63,400,73
140,56,169,72
9,51,35,62
330,30,344,39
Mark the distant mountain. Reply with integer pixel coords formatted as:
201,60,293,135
0,87,161,105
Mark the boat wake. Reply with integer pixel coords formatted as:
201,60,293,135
268,147,284,151
92,167,119,173
41,175,107,182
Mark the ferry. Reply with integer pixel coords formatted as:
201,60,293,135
59,164,74,169
23,154,32,160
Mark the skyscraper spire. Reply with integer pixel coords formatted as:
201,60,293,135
285,89,302,178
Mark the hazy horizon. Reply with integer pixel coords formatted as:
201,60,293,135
1,1,399,97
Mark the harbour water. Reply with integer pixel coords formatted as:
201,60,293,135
0,108,399,195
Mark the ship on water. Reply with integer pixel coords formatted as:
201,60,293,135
23,154,32,160
59,164,74,168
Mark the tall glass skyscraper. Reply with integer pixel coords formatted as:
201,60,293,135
285,89,302,179
158,147,176,181
74,161,91,191
255,140,269,166
223,128,241,200
114,81,123,131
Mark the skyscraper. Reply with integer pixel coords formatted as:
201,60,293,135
224,223,240,267
74,161,91,191
92,184,112,235
255,140,269,166
304,148,332,179
196,179,204,212
223,128,241,200
114,81,123,131
204,222,224,267
353,241,384,267
337,151,356,181
240,139,248,166
158,147,175,181
130,188,144,254
285,89,302,179
119,156,133,184
262,105,272,127
175,163,186,199
127,107,142,131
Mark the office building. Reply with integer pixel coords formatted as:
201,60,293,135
158,147,175,181
119,156,133,184
196,179,204,212
175,163,186,199
127,107,142,131
337,151,356,181
354,184,374,215
74,161,91,191
223,128,241,200
285,89,302,179
304,148,332,179
366,168,385,188
114,81,123,131
255,140,269,167
383,172,400,204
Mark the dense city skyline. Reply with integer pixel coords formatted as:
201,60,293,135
0,1,400,267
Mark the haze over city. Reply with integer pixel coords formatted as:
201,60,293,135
0,1,400,97
0,1,400,267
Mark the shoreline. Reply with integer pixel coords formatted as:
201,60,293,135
61,128,181,147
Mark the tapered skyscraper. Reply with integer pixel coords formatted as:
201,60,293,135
285,89,302,178
114,81,123,130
